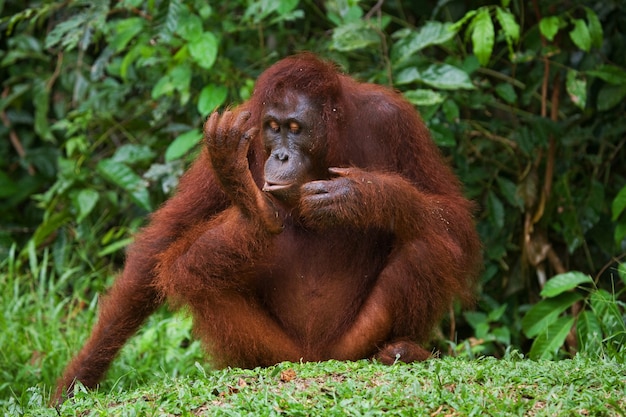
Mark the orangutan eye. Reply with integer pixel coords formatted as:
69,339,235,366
289,122,301,134
269,120,280,132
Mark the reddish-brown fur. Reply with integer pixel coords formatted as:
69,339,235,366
54,53,481,403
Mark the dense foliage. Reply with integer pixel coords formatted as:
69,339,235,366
1,0,625,392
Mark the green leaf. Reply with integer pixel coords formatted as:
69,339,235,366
391,21,456,63
487,190,504,229
331,22,379,51
496,176,523,209
188,32,218,70
198,84,228,115
565,70,587,109
522,292,582,337
30,210,71,248
584,7,603,49
612,186,626,221
402,89,446,106
171,64,192,88
277,0,299,15
33,81,53,141
396,64,474,90
442,99,459,123
587,65,626,85
529,316,575,360
495,7,519,44
471,8,494,66
98,237,134,257
540,272,593,298
590,290,626,345
597,83,626,112
423,64,475,90
112,144,156,164
430,124,456,147
163,0,182,41
97,159,152,211
109,17,145,52
74,189,100,223
495,83,517,104
45,12,89,50
577,310,603,355
152,75,175,99
464,311,487,330
449,10,477,34
177,13,203,41
487,303,508,321
569,19,591,52
165,129,203,162
539,16,562,42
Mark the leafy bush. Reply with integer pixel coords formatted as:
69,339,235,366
1,0,625,365
522,270,626,359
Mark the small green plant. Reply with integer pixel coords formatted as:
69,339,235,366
522,269,626,360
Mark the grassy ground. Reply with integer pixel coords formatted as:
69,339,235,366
2,249,626,416
12,356,626,416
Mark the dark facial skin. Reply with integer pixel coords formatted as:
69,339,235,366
261,92,327,204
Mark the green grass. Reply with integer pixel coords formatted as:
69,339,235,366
2,247,626,416
13,357,626,416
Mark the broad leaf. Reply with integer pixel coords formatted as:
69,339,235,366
152,74,175,99
584,7,603,49
109,17,145,52
539,16,562,42
74,189,99,223
522,292,582,337
577,310,602,354
471,8,494,66
569,19,591,52
331,22,379,51
33,81,53,141
177,13,203,41
169,64,192,93
402,89,446,106
113,144,156,165
31,210,71,248
565,70,587,109
396,64,474,90
391,21,456,63
449,10,477,34
189,32,218,70
487,190,504,229
495,7,519,57
529,316,575,360
496,176,523,209
495,7,519,41
430,124,456,147
540,272,593,298
597,83,626,112
495,83,517,104
587,65,626,85
165,129,203,162
198,84,228,115
97,159,152,211
611,186,626,221
591,290,626,347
